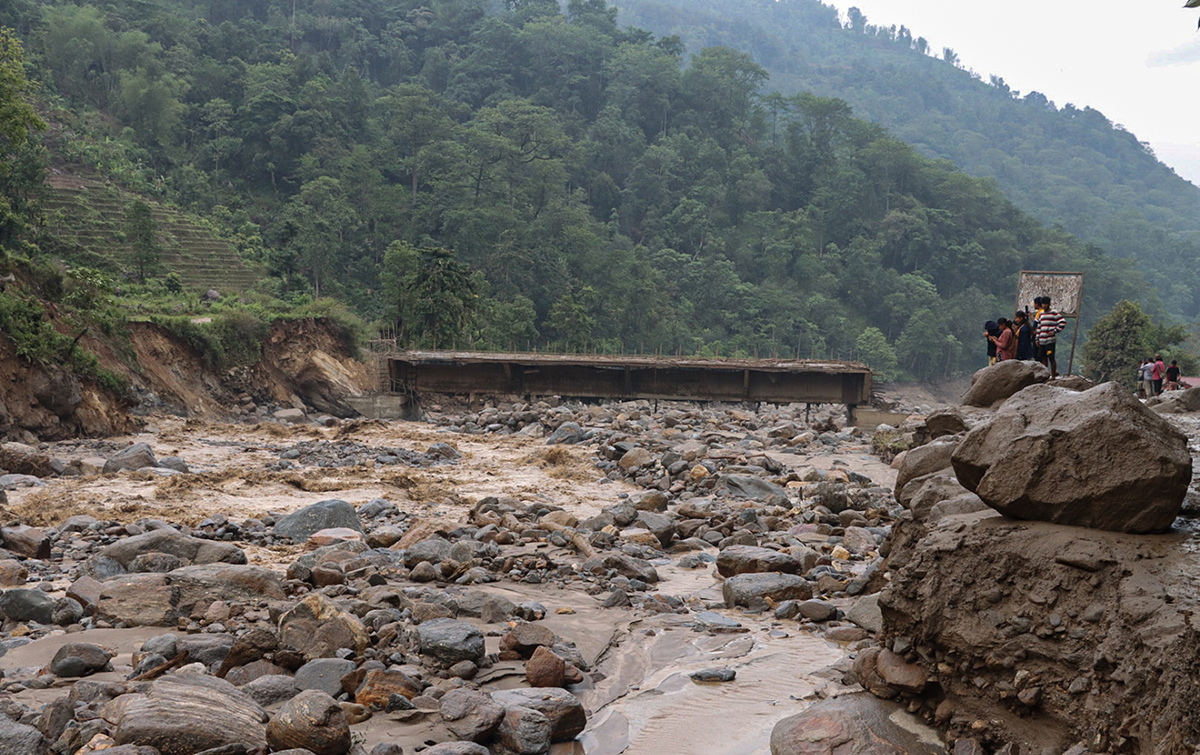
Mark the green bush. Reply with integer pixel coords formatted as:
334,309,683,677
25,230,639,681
0,289,130,395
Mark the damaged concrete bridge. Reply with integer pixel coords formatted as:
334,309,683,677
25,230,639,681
349,349,873,422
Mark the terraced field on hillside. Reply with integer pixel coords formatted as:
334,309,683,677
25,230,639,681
40,176,263,293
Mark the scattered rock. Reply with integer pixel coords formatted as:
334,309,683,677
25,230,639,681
492,687,586,743
279,593,370,661
723,573,812,609
266,689,351,755
440,688,505,743
416,618,485,665
274,499,364,542
716,546,802,577
103,443,158,474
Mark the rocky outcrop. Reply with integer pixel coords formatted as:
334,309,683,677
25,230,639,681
952,382,1191,533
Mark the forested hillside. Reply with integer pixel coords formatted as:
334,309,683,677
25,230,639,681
0,0,1160,380
615,0,1200,319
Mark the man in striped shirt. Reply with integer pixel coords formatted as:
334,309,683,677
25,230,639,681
1034,296,1067,378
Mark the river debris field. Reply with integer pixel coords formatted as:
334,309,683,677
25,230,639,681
1,367,1199,755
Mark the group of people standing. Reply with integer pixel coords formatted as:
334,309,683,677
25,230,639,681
1138,355,1181,397
985,296,1067,378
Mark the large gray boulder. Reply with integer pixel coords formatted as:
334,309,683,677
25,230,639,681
717,475,790,500
113,674,268,755
274,499,363,542
961,360,1050,408
716,546,802,577
94,528,246,571
0,588,56,624
0,717,49,755
952,382,1192,533
416,619,485,665
722,573,812,609
491,688,586,743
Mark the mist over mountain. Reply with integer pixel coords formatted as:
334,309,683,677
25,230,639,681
616,0,1200,318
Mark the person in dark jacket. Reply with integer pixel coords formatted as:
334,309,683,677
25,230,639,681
984,320,1001,365
1012,310,1034,360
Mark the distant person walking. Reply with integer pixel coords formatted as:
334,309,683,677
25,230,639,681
1140,358,1156,399
1152,354,1166,396
1012,310,1034,360
1034,296,1066,378
1166,360,1182,391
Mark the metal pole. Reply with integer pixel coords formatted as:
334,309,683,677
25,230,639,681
1068,277,1084,375
1067,316,1081,376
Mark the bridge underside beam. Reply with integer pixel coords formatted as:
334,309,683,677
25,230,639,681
387,352,871,407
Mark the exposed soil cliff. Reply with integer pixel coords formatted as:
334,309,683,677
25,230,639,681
877,511,1200,754
0,317,370,442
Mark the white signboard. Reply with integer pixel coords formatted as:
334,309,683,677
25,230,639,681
1016,271,1084,317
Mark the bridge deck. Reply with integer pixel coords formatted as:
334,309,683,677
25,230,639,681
382,350,872,407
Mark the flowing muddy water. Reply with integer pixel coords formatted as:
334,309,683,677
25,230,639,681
3,414,905,754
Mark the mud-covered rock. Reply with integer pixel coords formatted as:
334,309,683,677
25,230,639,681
769,694,946,755
0,525,50,559
93,528,247,572
952,382,1191,533
894,441,958,496
103,442,158,473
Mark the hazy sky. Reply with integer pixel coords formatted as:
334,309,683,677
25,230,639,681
828,0,1200,186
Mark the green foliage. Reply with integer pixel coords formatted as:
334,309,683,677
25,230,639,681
124,200,161,282
383,242,480,349
617,0,1200,319
149,311,267,369
478,294,540,350
1081,300,1188,389
0,287,127,393
0,27,46,251
1,0,1182,382
854,326,898,380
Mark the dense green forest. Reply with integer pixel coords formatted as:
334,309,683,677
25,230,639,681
0,0,1169,381
615,0,1200,319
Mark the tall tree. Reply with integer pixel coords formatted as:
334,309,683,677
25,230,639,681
124,200,161,282
278,177,358,298
0,27,44,251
